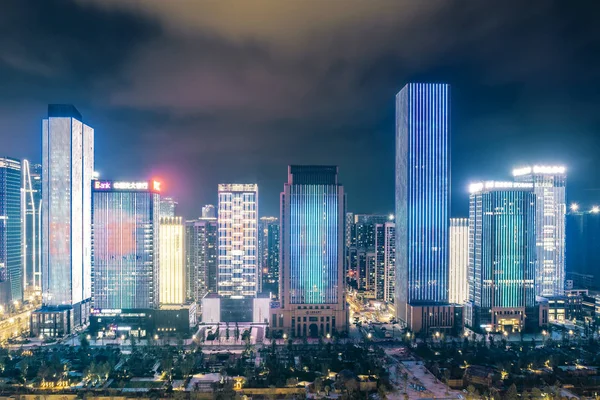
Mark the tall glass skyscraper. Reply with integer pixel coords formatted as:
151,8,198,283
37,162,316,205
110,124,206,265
185,217,218,302
33,105,94,336
513,165,566,296
0,157,22,305
466,181,537,332
566,206,600,289
160,217,185,305
375,222,395,303
22,160,42,298
217,184,258,298
395,83,450,329
258,217,279,298
449,218,468,305
275,166,347,337
92,180,161,310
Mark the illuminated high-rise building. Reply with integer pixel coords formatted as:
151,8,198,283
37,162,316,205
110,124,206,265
32,105,94,337
185,217,218,302
375,222,395,303
449,218,468,304
0,157,22,306
513,165,566,297
272,166,347,337
348,214,388,290
22,161,42,298
566,205,600,289
258,217,279,298
466,181,537,332
160,197,177,218
395,83,454,333
91,180,161,310
217,184,258,298
160,217,185,304
201,204,216,219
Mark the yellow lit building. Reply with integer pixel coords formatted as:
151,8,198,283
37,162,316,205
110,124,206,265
160,217,185,304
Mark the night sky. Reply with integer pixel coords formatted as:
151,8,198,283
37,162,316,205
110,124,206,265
1,1,600,218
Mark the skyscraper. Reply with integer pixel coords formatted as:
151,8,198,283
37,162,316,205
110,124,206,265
217,184,258,298
201,204,216,219
449,218,468,305
185,217,218,302
32,105,94,337
566,205,600,289
91,180,161,310
395,83,452,332
513,165,566,296
22,160,42,298
348,214,388,290
0,157,22,305
160,217,185,304
273,165,347,337
466,181,537,332
258,217,279,298
160,197,177,218
375,222,395,303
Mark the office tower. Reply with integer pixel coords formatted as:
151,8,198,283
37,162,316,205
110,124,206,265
91,180,161,310
0,157,22,305
32,105,94,337
566,205,600,289
395,83,453,332
375,222,395,303
466,181,537,332
160,197,177,218
217,184,258,298
160,217,185,304
513,165,566,297
349,214,388,291
449,218,468,304
22,161,42,298
258,217,279,297
185,217,218,302
274,165,347,337
201,204,216,219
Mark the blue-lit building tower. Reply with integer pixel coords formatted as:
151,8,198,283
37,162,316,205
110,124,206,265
395,83,455,333
0,157,23,307
272,166,347,338
466,181,537,333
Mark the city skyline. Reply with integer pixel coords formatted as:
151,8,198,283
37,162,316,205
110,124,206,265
2,2,600,218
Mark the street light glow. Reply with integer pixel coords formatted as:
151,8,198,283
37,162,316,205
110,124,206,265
570,203,579,211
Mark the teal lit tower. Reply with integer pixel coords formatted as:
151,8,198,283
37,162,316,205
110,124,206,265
274,166,347,338
466,181,537,333
395,83,454,333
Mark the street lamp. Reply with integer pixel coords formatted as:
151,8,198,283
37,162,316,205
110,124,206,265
86,334,91,340
326,333,331,339
503,331,508,337
121,334,126,341
283,333,288,340
367,333,372,339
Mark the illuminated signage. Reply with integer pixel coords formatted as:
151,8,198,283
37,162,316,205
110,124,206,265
469,181,533,194
94,181,111,190
513,165,566,176
153,180,161,191
114,181,149,190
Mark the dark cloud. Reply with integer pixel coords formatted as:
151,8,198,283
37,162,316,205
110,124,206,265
1,0,600,217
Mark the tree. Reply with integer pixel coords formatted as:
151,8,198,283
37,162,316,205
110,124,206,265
531,388,543,400
504,384,519,400
235,322,240,342
80,334,90,350
161,351,174,381
226,323,230,341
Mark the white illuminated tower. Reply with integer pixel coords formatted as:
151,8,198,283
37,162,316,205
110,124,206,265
449,218,468,304
32,105,94,337
21,160,42,298
513,165,566,297
217,184,258,298
160,217,186,304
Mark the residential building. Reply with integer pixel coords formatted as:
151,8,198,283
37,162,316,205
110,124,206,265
185,217,218,302
374,222,395,303
201,204,216,219
160,197,177,218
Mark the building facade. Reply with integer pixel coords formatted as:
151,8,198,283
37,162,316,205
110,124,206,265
272,165,347,338
91,180,161,310
22,160,42,298
513,165,566,296
258,217,279,298
0,157,22,305
32,105,94,336
374,222,395,303
449,218,469,304
160,217,185,305
217,184,258,298
395,83,451,332
160,197,177,218
184,217,218,302
466,181,537,333
201,204,216,219
566,206,600,290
